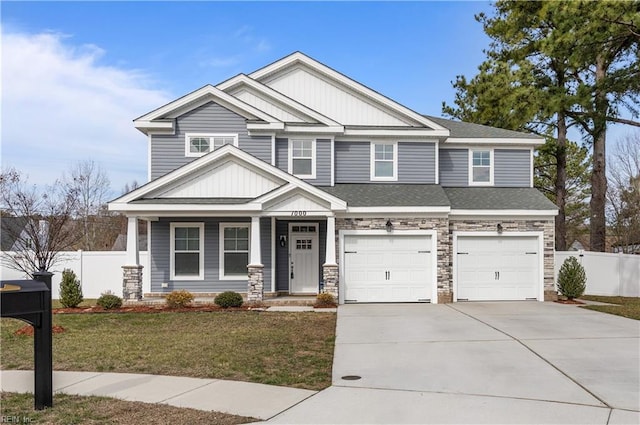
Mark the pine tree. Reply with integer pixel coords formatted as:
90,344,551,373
59,268,83,308
557,257,587,300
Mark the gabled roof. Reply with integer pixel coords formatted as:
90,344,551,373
319,184,450,207
444,187,557,211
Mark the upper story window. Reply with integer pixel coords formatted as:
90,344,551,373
469,149,494,186
185,133,238,157
289,139,315,179
370,142,397,181
170,223,204,280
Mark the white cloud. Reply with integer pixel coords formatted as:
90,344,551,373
1,31,171,195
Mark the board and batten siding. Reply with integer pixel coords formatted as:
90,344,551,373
439,148,469,186
494,149,531,187
275,219,327,292
398,142,436,183
150,102,271,179
150,217,271,293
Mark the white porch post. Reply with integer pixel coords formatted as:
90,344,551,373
249,216,262,266
247,216,264,303
324,215,337,265
123,216,143,301
125,217,140,265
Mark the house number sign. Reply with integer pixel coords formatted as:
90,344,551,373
291,211,307,216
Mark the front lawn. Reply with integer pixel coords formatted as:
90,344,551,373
580,295,640,320
1,392,255,425
0,311,336,390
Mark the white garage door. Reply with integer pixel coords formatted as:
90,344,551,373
343,234,432,303
456,236,540,301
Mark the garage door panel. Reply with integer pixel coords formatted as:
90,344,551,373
344,234,433,303
457,236,539,301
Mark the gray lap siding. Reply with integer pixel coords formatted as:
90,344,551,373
439,148,531,187
273,138,331,186
150,102,271,179
150,217,271,293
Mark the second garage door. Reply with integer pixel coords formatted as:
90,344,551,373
343,234,433,303
456,235,540,301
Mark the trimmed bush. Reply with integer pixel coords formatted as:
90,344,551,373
557,256,587,300
59,269,83,308
165,290,195,308
315,292,337,307
214,291,244,308
97,291,123,310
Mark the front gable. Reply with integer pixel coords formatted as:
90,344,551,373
263,190,332,215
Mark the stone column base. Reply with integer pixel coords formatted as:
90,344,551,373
544,290,559,301
247,264,264,303
438,292,453,304
322,264,339,299
122,265,143,301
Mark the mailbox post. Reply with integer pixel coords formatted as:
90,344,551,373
0,271,53,409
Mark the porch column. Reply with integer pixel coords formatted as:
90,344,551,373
122,216,143,302
322,215,339,299
247,216,264,303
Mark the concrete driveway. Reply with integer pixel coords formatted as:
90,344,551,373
268,302,640,424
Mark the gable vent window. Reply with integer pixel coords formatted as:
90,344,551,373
185,133,238,157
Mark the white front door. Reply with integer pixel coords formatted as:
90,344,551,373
289,223,319,294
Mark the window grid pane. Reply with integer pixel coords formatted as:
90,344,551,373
190,137,210,153
374,144,394,177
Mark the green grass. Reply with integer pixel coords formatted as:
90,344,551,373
580,295,640,320
1,392,255,425
1,311,336,390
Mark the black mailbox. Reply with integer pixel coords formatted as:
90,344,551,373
0,272,53,410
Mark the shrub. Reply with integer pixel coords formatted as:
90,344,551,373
214,291,244,308
557,256,587,300
59,269,83,308
165,290,195,308
315,292,337,307
97,291,123,310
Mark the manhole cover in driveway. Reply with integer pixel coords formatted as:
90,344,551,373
341,375,362,381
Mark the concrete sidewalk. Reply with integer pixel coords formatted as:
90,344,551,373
0,370,315,421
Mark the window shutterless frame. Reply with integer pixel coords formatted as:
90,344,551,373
370,141,398,181
288,138,316,179
185,133,238,157
219,222,251,281
170,222,205,280
468,148,494,186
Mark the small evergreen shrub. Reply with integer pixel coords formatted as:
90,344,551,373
557,256,587,300
165,290,195,308
97,291,123,310
59,269,83,308
315,292,337,307
214,291,244,308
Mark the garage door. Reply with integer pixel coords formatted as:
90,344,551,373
456,236,540,301
343,234,432,303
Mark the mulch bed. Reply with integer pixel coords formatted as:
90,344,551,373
554,299,585,304
15,325,66,336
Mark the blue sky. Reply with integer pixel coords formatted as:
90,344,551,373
2,1,633,195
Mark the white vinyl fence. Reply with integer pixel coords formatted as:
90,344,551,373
555,251,640,297
1,251,149,299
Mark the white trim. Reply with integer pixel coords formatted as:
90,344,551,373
146,220,152,294
370,141,398,182
450,209,558,217
346,206,451,214
468,148,494,186
170,222,205,281
530,147,534,188
271,134,276,166
147,134,152,183
452,231,544,302
248,52,450,131
185,133,238,157
288,138,316,179
344,128,449,137
338,229,438,305
219,222,251,281
283,125,344,134
445,137,545,146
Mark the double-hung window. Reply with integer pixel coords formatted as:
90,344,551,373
170,223,204,280
469,149,493,185
185,133,238,157
289,139,315,178
220,223,250,280
371,142,397,181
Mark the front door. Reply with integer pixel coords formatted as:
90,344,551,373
289,223,319,294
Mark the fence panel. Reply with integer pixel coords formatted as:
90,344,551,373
555,251,640,297
1,251,149,299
